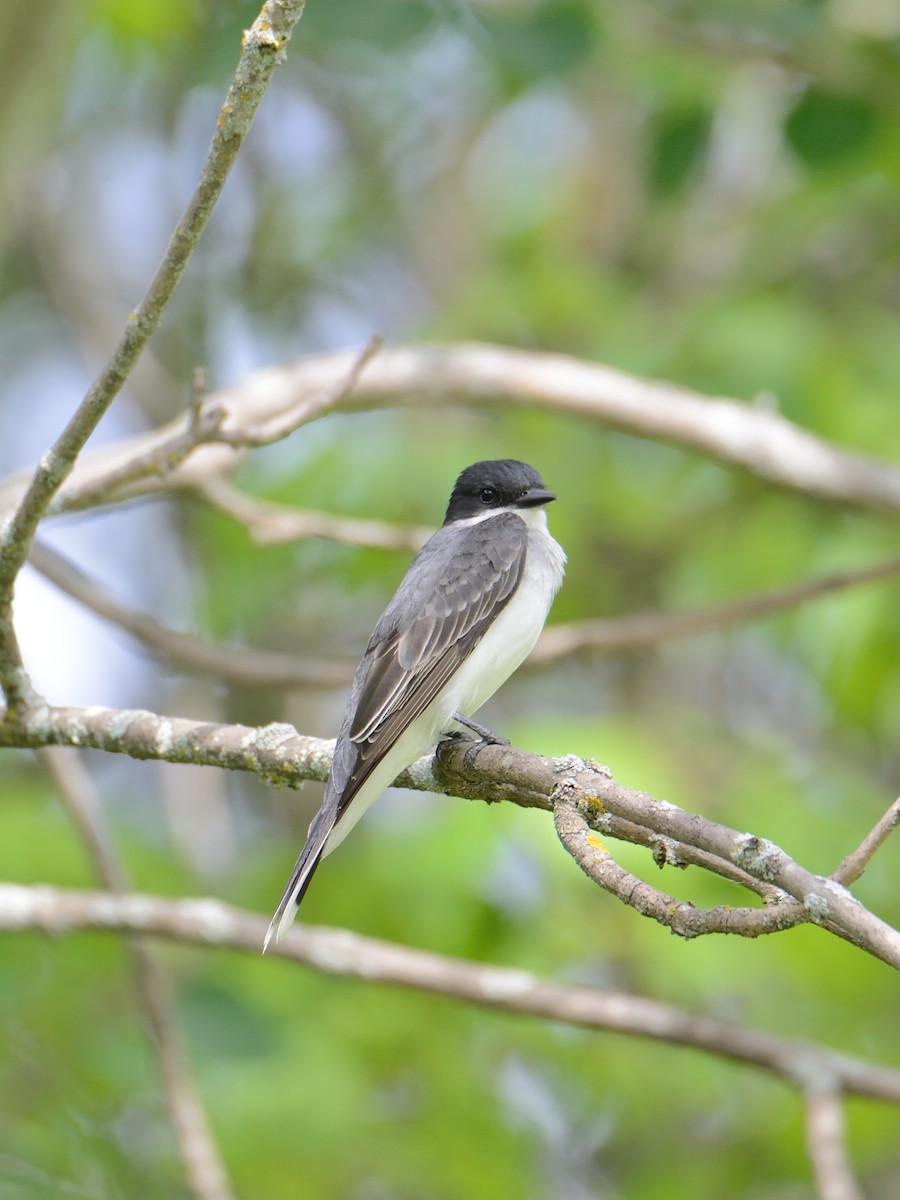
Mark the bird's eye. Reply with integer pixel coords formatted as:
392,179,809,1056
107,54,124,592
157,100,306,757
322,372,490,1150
480,487,497,503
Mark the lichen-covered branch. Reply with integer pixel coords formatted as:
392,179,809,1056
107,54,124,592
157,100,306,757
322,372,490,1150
554,799,805,938
1,703,897,970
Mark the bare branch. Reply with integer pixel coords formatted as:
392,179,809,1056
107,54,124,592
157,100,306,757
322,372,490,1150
52,403,231,515
28,540,353,689
834,796,900,888
5,344,900,533
531,555,900,663
1,706,898,969
197,477,431,551
41,750,235,1200
2,883,900,1107
192,344,900,514
30,531,900,700
46,336,383,517
111,344,900,511
0,0,309,706
0,704,335,784
433,742,900,970
212,333,384,447
803,1084,865,1200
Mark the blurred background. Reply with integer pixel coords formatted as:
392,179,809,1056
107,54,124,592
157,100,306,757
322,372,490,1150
2,0,900,1195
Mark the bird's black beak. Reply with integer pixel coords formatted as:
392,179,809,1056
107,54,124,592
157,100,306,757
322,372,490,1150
516,486,557,508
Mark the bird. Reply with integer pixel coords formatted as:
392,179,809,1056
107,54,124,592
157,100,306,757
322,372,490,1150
264,459,565,949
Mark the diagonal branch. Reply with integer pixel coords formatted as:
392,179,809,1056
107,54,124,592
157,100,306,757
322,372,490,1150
0,0,309,708
197,477,431,551
2,883,900,1107
28,540,354,689
833,796,900,888
530,554,900,662
41,749,235,1200
28,536,900,696
50,336,383,517
53,343,900,515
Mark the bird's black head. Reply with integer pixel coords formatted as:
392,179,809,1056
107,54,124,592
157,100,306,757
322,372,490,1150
443,459,557,525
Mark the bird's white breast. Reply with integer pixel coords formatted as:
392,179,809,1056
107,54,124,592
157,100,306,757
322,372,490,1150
435,508,566,724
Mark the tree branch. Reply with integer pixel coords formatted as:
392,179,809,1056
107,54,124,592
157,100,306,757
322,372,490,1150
554,799,805,938
833,796,900,888
28,540,354,689
530,554,900,663
41,749,235,1200
195,344,900,513
5,344,900,534
1,705,898,969
197,477,431,551
0,0,309,707
47,335,383,518
2,883,900,1107
803,1083,865,1200
29,535,900,698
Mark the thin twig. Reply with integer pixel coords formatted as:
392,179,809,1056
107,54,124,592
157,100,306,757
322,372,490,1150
2,883,900,1106
51,336,383,515
0,0,309,707
803,1084,865,1200
40,749,235,1200
198,477,431,551
213,333,384,447
834,796,900,888
54,404,230,514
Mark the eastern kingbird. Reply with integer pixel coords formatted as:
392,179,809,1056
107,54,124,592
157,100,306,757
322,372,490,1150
264,459,565,949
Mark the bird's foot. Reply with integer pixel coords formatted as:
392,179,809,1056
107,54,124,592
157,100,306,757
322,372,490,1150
450,712,510,747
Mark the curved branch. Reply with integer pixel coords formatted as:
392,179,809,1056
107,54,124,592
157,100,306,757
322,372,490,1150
530,554,900,663
4,345,900,532
554,800,804,938
2,883,899,1106
202,344,900,513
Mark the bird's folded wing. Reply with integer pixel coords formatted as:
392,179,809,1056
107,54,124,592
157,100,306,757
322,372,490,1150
348,512,528,751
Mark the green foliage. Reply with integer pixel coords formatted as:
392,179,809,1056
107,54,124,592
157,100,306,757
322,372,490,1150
3,0,900,1195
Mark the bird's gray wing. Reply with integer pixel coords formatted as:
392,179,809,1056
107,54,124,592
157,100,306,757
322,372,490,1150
347,511,528,754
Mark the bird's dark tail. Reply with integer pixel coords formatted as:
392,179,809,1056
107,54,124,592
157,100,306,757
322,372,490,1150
263,808,333,952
